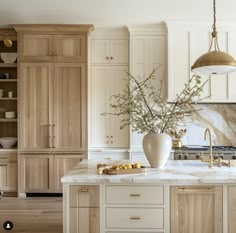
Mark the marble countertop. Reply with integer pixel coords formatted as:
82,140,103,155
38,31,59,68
61,159,236,184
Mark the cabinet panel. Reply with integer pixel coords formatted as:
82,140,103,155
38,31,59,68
54,154,82,192
23,154,53,192
91,39,110,64
53,63,86,151
228,186,236,233
19,63,53,152
90,66,129,149
54,35,86,62
19,34,53,62
70,207,99,233
106,207,164,229
70,185,99,207
109,40,129,64
171,186,223,233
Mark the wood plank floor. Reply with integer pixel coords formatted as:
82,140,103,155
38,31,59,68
0,197,63,233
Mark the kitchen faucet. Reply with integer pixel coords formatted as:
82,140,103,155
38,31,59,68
204,128,214,168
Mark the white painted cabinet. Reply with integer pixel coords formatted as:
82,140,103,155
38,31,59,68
167,22,236,103
129,25,167,150
91,39,129,65
90,65,129,149
89,29,129,152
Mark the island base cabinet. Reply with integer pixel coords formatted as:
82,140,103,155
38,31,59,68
70,208,99,233
228,186,236,233
171,186,223,233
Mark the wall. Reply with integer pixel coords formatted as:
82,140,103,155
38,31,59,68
181,104,236,146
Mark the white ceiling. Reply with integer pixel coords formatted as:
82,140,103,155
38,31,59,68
1,0,236,27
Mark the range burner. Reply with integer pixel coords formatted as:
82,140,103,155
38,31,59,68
174,145,236,160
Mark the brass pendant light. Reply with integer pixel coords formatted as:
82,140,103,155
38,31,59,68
191,0,236,75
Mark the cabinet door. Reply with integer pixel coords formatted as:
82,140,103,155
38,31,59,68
0,162,17,192
53,63,87,152
19,63,53,152
228,186,236,233
70,207,99,233
91,39,110,64
54,154,82,192
53,35,86,62
107,66,129,148
22,154,53,193
109,40,129,64
90,66,129,149
90,66,108,148
91,39,128,65
19,34,53,62
171,186,223,233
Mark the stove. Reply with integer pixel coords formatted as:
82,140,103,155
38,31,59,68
174,145,236,160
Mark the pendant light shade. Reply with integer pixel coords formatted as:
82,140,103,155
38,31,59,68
191,0,236,75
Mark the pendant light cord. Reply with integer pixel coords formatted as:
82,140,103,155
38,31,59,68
209,0,220,52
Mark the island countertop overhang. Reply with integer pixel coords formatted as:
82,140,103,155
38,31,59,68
61,159,236,184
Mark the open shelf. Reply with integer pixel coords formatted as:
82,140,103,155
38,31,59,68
0,118,17,122
0,63,17,68
0,79,17,82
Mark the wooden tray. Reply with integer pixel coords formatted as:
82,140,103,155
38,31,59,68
97,164,146,175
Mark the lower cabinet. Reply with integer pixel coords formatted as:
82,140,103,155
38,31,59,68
171,186,223,233
69,185,99,233
228,186,236,233
19,153,82,194
0,151,17,192
105,185,166,232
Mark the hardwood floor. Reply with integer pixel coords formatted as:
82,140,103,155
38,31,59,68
0,196,63,233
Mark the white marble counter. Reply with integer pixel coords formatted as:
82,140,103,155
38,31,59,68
61,159,236,184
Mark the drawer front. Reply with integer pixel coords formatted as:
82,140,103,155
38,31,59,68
0,152,17,163
106,208,164,229
70,185,99,207
106,185,164,205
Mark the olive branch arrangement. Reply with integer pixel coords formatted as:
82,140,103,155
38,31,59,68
102,68,209,135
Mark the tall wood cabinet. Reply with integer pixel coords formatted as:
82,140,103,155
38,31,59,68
171,186,223,233
89,28,129,154
14,24,93,195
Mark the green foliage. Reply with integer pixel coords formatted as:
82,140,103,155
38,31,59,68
102,68,208,134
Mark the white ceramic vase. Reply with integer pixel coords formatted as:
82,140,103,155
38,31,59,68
142,133,172,168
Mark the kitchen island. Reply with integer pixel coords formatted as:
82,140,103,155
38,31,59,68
62,159,236,233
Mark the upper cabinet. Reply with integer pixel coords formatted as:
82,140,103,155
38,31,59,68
14,24,93,153
166,21,236,103
128,24,167,150
91,39,129,65
19,34,86,62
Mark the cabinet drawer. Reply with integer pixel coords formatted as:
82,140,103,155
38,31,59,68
106,207,164,229
70,185,99,207
106,185,164,205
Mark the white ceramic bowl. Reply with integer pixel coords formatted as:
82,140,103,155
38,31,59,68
5,111,16,119
0,137,17,149
0,53,17,63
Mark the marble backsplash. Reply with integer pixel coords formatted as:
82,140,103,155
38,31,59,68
180,104,236,146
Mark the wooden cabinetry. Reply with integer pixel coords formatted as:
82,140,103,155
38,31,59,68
14,24,93,194
167,22,236,103
171,186,223,233
19,153,82,193
19,62,87,152
228,186,236,233
0,151,17,192
0,28,18,144
89,28,129,152
19,34,86,62
69,185,99,233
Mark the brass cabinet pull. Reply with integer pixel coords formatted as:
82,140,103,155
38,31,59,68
178,187,214,193
79,188,89,192
110,56,113,60
106,56,109,60
129,193,141,197
130,217,141,220
52,124,56,148
48,124,53,148
0,164,7,167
